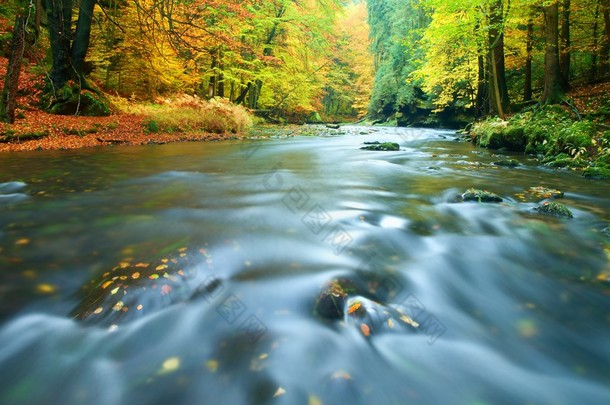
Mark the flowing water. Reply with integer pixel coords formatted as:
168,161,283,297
0,126,609,405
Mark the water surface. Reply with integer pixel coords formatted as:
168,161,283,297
0,126,609,404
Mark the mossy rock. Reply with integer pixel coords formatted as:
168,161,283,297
493,159,520,167
534,201,573,218
461,188,503,203
583,166,610,180
361,141,400,151
44,85,111,117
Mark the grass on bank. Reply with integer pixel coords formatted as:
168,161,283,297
111,95,253,135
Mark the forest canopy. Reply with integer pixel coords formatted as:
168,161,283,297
1,0,610,126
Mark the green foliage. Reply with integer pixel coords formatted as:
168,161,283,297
367,0,429,120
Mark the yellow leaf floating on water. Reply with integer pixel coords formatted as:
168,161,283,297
399,314,419,328
112,301,124,311
308,395,323,405
15,238,30,246
517,319,538,338
36,283,56,294
149,274,159,280
93,307,104,315
118,262,130,268
101,280,113,289
156,264,168,271
161,258,169,264
159,356,181,375
178,247,188,253
110,287,120,295
273,387,286,398
348,302,361,314
360,323,371,337
132,272,140,279
387,318,395,329
135,262,149,268
136,304,143,311
205,359,218,373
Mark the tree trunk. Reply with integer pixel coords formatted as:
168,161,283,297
476,54,488,118
600,0,610,77
559,0,571,88
45,0,73,90
591,1,601,81
71,0,96,82
524,20,534,102
1,16,26,123
488,0,510,118
541,3,566,104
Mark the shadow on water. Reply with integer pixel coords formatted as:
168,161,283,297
0,126,609,404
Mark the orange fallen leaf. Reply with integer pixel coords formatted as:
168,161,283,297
135,262,150,268
360,323,371,337
101,280,114,289
348,302,361,314
132,272,140,279
160,284,172,295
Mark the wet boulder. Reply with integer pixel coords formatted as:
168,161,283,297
360,141,400,151
460,188,503,203
314,276,420,337
493,159,520,167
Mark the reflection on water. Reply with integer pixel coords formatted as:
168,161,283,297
0,126,609,404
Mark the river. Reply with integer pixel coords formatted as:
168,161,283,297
0,126,609,404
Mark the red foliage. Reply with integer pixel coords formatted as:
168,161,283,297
0,57,241,152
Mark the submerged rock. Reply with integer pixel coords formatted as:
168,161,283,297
527,186,564,199
360,141,400,151
534,201,573,218
493,159,520,167
71,246,214,326
460,188,503,203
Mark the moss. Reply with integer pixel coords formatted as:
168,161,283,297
361,141,400,151
461,188,503,203
143,120,160,133
534,201,573,218
583,166,610,180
